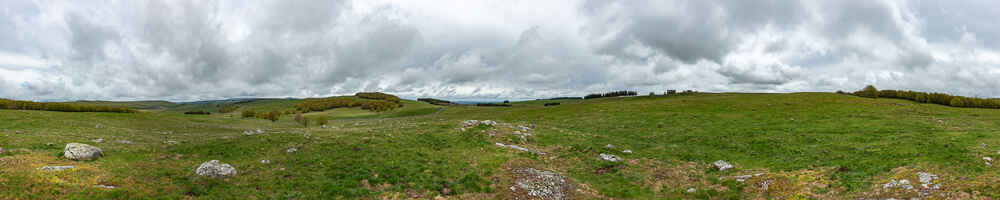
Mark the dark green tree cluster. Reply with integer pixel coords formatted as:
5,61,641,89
295,97,402,113
584,90,638,99
854,86,1000,109
240,109,282,122
355,92,402,104
0,98,136,113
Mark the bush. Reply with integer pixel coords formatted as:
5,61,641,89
295,95,402,113
184,110,211,115
418,98,452,105
242,110,256,118
544,102,561,106
316,115,328,126
950,97,967,107
584,90,638,99
267,110,281,122
855,85,879,98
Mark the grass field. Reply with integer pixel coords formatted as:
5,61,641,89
2,93,1000,199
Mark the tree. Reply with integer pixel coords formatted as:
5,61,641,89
294,113,303,123
855,85,879,98
950,97,967,107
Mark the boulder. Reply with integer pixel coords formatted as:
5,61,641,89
118,140,133,144
286,148,298,153
622,149,633,154
40,166,75,171
196,160,237,177
599,153,622,162
260,159,271,164
480,120,497,126
64,143,103,161
91,138,104,143
604,144,615,149
713,160,733,171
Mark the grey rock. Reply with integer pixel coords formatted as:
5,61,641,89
686,188,696,193
604,144,615,149
480,120,497,126
95,124,102,129
495,143,544,155
243,130,254,136
260,159,271,164
511,168,571,200
460,120,479,127
118,140,132,144
91,138,104,143
164,140,179,145
0,147,5,154
97,184,117,189
622,149,632,154
599,153,622,162
195,160,237,177
917,172,940,189
40,166,75,171
713,160,733,171
286,148,298,153
64,143,103,161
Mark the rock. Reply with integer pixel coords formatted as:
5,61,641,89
518,125,532,132
599,153,622,162
243,130,254,136
495,143,544,155
513,131,522,135
195,160,237,177
322,124,327,128
622,149,632,154
882,179,914,190
164,140,179,145
733,173,764,182
91,138,104,143
686,188,696,193
984,157,994,165
256,129,264,134
0,147,5,154
480,120,497,126
917,172,940,189
510,168,572,200
95,124,102,129
118,140,132,144
64,143,103,161
713,160,733,171
460,120,479,127
604,144,615,149
286,148,298,153
97,184,117,189
260,159,271,164
39,166,75,171
460,128,466,132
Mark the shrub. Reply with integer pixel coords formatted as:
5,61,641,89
184,110,211,115
267,110,281,122
316,115,328,126
950,97,967,107
855,85,879,98
584,90,638,99
544,102,561,106
418,98,452,105
242,110,256,118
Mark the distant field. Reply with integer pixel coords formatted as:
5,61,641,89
2,93,1000,199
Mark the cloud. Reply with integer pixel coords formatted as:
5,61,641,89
2,0,1000,101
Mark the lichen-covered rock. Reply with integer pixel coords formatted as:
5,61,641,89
510,168,572,200
40,166,75,171
713,160,733,171
599,153,622,162
196,160,237,177
64,143,103,161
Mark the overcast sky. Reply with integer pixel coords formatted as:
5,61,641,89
2,0,1000,101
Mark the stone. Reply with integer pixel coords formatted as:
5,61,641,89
260,159,271,164
0,147,5,154
118,140,132,144
686,188,696,193
256,129,264,134
495,143,544,155
984,157,994,165
734,173,764,182
286,148,298,153
513,131,522,135
510,168,571,200
917,172,940,189
97,184,117,189
64,143,103,161
40,166,75,171
243,130,254,136
622,149,632,154
713,160,733,171
460,120,479,127
95,124,102,128
196,160,237,177
164,140,179,145
480,120,497,126
599,153,622,162
91,138,104,143
604,144,615,149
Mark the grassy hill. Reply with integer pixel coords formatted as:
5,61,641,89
2,93,999,199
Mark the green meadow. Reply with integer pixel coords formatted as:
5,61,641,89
2,93,1000,199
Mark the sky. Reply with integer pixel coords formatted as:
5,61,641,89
2,0,1000,101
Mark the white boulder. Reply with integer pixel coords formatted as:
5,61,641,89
196,160,237,177
64,143,103,161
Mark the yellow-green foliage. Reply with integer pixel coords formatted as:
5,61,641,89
0,98,136,113
241,110,255,118
854,85,879,98
295,93,404,113
865,87,1000,109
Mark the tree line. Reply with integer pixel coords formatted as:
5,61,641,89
851,85,1000,109
0,98,137,113
584,90,638,99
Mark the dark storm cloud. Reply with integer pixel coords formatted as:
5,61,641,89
2,0,1000,101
